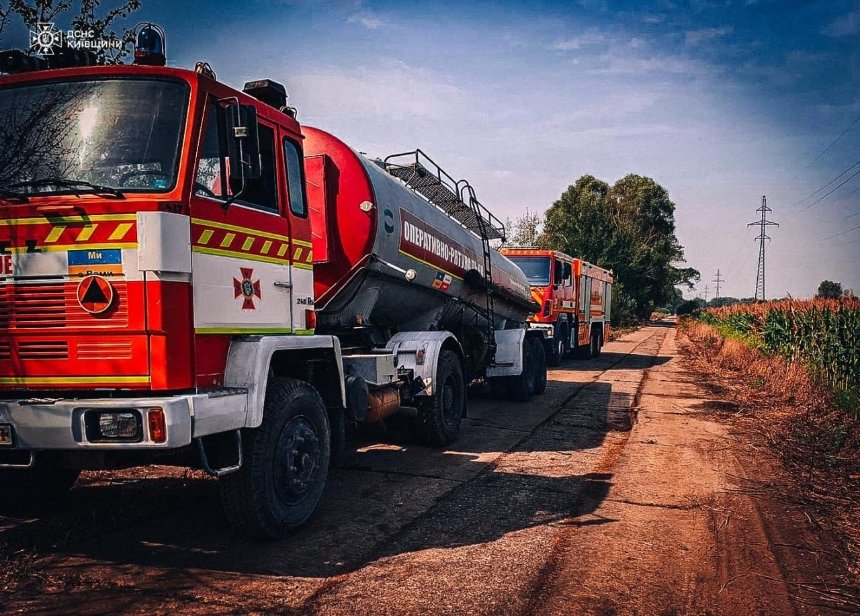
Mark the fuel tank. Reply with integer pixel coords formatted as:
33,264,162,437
303,126,535,334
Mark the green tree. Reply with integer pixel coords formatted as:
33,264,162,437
503,208,542,247
816,280,843,299
539,173,699,323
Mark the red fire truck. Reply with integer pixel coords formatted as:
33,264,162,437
0,31,547,538
500,248,613,366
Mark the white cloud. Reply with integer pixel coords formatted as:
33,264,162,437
551,29,610,51
290,60,467,123
586,52,707,77
684,26,732,46
824,7,859,37
347,9,391,30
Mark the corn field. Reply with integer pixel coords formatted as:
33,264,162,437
696,298,860,393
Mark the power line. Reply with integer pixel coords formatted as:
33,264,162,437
807,112,860,167
712,269,725,300
748,195,779,301
798,166,860,213
821,223,860,241
792,156,860,209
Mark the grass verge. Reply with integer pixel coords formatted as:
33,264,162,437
678,319,859,583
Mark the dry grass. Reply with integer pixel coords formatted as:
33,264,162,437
679,319,860,580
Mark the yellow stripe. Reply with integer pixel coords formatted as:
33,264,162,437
0,375,150,385
397,250,464,281
108,223,133,241
192,245,290,265
292,238,312,248
220,232,236,248
75,224,98,242
2,242,136,254
293,247,303,261
261,240,272,254
190,218,289,242
44,225,66,243
293,262,313,271
198,229,214,245
277,244,288,257
305,250,313,263
242,237,255,251
0,213,136,226
294,329,315,336
195,327,293,335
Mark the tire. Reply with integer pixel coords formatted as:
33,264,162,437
415,350,465,446
0,461,79,512
594,329,603,358
220,377,330,539
508,336,536,401
588,331,599,358
529,336,548,395
546,325,565,367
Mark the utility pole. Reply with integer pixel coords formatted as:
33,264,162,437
748,196,778,301
704,284,709,303
713,269,725,301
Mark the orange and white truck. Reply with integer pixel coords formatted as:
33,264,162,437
0,30,547,538
500,248,613,365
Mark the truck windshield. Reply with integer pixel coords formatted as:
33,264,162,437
508,256,551,286
0,78,188,195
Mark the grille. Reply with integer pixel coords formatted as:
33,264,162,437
76,339,134,361
0,340,9,361
17,340,69,360
0,281,128,329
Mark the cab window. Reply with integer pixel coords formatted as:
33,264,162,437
194,102,278,212
283,138,307,216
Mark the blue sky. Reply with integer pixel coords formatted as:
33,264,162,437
3,0,858,299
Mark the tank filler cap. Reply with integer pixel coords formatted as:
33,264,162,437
405,269,417,282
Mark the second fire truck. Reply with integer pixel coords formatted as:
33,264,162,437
500,248,613,366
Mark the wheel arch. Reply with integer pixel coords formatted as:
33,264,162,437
224,335,346,428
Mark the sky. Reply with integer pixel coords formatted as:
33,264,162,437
2,0,859,299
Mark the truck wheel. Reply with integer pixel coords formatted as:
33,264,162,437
529,337,548,395
0,462,79,511
594,329,603,358
416,350,464,446
508,336,536,401
589,331,600,358
220,377,330,540
546,325,565,367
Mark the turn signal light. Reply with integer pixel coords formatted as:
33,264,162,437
147,408,166,443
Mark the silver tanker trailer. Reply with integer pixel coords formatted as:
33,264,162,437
303,126,548,447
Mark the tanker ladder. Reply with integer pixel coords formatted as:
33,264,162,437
383,150,506,363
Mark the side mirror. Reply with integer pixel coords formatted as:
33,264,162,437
224,103,261,182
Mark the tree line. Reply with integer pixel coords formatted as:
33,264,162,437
505,174,699,325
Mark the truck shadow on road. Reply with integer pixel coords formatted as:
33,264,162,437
1,377,638,596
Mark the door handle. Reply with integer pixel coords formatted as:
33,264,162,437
273,281,292,289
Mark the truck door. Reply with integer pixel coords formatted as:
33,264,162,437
190,103,292,334
282,136,314,333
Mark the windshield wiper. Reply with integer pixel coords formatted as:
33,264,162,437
0,188,29,203
10,178,125,199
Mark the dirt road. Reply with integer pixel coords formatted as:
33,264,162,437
3,323,852,614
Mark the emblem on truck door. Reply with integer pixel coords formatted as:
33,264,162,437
233,267,262,310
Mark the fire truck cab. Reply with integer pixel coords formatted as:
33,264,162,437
0,38,546,538
500,248,613,366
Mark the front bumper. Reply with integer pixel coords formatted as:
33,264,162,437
0,389,248,451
